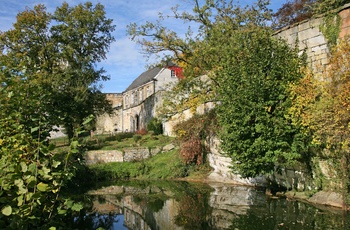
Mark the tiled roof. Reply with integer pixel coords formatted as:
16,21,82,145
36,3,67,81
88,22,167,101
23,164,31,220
124,66,162,92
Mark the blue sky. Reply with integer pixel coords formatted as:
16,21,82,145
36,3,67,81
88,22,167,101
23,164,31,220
0,0,284,93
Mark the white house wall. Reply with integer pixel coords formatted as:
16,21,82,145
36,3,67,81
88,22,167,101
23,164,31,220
155,68,178,91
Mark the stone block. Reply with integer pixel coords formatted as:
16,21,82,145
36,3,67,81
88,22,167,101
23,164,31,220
310,17,323,28
85,150,124,165
298,20,310,31
124,147,150,162
163,143,175,152
298,28,321,42
307,35,327,48
150,146,162,156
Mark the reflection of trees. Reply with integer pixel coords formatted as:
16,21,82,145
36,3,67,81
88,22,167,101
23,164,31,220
133,193,166,213
45,195,116,229
230,199,349,229
175,193,212,229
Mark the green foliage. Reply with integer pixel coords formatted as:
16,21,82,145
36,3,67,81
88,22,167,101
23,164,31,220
147,118,163,135
0,2,114,227
289,38,350,207
313,0,350,15
114,132,135,141
0,83,86,228
320,13,341,50
84,133,174,150
0,2,115,140
214,28,306,178
90,162,147,180
133,134,142,143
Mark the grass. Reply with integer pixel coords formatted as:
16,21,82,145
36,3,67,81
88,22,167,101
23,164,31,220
83,133,175,151
89,149,213,181
50,132,212,182
89,149,186,180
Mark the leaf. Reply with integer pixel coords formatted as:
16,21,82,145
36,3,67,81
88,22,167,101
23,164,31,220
39,166,52,180
17,195,24,206
31,126,39,133
57,208,67,215
20,162,28,172
1,205,12,216
37,182,48,192
71,202,83,212
49,227,56,230
52,160,61,168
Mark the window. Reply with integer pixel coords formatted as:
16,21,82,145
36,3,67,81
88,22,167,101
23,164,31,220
171,70,175,77
146,86,150,97
139,89,143,101
131,93,135,104
125,95,129,106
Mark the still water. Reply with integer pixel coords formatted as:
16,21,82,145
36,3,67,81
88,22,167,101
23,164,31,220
74,180,349,230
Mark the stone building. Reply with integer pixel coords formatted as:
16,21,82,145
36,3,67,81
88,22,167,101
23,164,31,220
96,63,183,134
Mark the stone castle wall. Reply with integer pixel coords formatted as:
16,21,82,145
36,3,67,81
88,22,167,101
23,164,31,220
274,4,350,72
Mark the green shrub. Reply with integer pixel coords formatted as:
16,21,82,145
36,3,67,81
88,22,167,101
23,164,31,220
147,118,163,135
133,134,142,143
115,132,134,141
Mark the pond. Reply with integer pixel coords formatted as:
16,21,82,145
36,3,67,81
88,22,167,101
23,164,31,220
72,180,349,230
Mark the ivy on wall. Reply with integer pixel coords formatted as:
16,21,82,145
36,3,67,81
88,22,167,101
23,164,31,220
320,13,341,50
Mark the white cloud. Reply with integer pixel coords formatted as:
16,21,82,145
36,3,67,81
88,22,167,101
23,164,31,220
105,38,144,67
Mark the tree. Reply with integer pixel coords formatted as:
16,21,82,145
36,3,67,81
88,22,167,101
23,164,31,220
272,0,350,30
128,0,307,177
211,27,307,178
0,63,87,229
0,2,115,227
272,0,316,30
0,2,115,140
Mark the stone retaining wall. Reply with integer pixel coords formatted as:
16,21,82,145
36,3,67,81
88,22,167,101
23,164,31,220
85,144,175,165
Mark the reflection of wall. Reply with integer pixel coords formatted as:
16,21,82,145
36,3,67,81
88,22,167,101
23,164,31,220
89,184,268,230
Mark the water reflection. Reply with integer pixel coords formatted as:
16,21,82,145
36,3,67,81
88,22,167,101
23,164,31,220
74,181,349,229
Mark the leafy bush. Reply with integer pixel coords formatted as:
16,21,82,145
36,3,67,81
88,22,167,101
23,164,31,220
180,138,203,165
115,132,134,141
173,110,217,165
133,134,142,143
147,118,163,135
173,110,218,142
